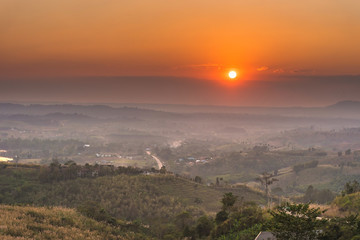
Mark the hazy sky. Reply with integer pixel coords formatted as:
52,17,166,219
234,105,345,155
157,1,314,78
1,0,360,106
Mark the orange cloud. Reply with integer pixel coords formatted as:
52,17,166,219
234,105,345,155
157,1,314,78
257,66,269,72
272,68,285,74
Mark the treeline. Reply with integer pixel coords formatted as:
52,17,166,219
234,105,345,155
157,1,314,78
0,137,158,159
0,137,84,151
0,137,85,158
38,160,145,183
298,185,336,204
293,160,318,173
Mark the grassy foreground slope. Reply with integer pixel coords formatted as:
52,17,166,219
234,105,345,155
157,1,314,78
0,204,149,240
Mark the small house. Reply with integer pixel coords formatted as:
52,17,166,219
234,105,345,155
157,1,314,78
254,231,276,240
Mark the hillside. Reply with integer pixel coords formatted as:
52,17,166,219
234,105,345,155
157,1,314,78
0,164,267,237
333,192,360,213
0,204,150,240
0,169,266,215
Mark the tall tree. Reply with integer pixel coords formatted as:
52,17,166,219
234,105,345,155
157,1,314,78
256,172,278,207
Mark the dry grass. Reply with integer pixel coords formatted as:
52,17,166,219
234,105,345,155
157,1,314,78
0,205,136,240
309,203,349,218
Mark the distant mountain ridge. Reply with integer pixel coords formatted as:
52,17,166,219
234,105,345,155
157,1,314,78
2,101,360,122
327,100,360,109
0,102,175,119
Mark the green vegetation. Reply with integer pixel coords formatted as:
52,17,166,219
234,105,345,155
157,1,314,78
155,144,332,186
333,192,360,213
297,185,336,204
0,138,85,159
293,160,319,174
268,203,326,240
212,193,266,240
342,180,360,195
2,163,360,239
268,202,360,240
0,163,267,238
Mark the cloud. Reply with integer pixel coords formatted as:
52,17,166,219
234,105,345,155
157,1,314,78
257,65,315,74
256,66,269,72
256,66,284,73
272,68,285,74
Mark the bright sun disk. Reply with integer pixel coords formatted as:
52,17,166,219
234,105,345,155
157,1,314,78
228,71,237,79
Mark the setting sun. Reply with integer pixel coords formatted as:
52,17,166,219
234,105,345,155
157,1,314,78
228,71,237,79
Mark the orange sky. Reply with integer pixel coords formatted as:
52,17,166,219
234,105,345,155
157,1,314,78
1,0,360,78
1,0,360,106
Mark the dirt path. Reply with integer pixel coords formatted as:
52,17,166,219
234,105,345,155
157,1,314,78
146,151,163,170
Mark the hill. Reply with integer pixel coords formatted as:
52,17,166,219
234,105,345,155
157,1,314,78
333,192,360,213
327,100,360,110
0,163,267,236
0,103,175,120
0,204,150,240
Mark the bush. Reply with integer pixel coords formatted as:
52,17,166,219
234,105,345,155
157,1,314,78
268,203,326,240
77,201,116,225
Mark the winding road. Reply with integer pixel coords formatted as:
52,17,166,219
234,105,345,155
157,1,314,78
146,151,163,170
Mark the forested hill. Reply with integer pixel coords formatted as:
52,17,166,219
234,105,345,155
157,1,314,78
0,163,267,238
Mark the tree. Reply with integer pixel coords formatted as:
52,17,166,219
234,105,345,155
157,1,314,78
213,201,264,239
221,192,237,212
302,185,335,204
256,172,278,207
342,180,360,195
268,203,326,240
346,149,352,155
215,210,228,224
175,211,192,231
194,176,202,183
77,200,116,225
196,215,214,238
160,166,167,174
49,158,62,181
319,215,360,240
303,185,315,202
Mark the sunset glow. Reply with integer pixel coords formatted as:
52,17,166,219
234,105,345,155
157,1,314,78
228,71,237,79
0,0,360,106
